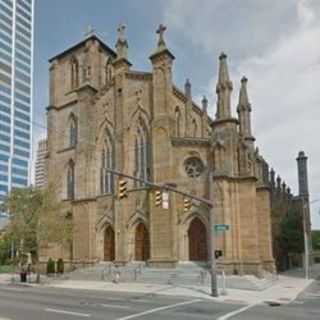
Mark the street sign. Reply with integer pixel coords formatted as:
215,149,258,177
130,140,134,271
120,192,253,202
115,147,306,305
214,224,230,232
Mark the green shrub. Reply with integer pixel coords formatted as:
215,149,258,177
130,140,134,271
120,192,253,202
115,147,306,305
46,258,55,274
57,258,64,274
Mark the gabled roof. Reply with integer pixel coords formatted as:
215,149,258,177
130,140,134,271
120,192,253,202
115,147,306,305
49,34,117,63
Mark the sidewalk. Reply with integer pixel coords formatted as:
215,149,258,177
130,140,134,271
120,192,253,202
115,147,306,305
1,265,318,306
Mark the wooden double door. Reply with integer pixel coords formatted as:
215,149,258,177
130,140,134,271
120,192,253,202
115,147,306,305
104,226,115,261
135,223,150,261
188,218,208,261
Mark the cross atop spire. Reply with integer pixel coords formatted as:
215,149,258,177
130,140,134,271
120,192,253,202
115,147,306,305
115,23,129,60
156,24,167,48
84,25,96,38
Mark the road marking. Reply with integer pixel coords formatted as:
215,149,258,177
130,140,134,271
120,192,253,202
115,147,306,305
45,308,91,318
115,299,202,320
217,304,256,320
101,303,130,309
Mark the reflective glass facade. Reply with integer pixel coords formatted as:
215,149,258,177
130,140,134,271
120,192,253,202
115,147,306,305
0,0,34,202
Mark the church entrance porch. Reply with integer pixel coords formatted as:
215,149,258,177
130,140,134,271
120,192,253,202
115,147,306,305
188,217,208,261
135,223,150,261
104,226,115,261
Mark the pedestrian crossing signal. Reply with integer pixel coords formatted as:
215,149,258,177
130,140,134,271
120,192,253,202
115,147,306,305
155,190,162,207
118,179,128,199
184,198,192,213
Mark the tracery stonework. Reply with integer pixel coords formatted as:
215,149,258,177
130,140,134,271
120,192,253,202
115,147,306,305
41,25,294,275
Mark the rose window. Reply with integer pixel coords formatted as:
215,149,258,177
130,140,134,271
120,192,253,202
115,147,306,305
184,157,204,178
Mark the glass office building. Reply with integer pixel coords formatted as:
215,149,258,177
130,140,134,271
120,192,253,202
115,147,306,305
0,0,34,203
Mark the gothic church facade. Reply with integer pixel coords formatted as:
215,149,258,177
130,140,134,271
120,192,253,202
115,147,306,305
43,25,283,275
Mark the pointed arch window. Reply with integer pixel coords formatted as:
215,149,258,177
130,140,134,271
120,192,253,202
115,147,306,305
134,117,149,187
69,115,78,147
100,128,115,194
67,160,75,200
175,106,181,137
71,57,79,89
105,59,113,84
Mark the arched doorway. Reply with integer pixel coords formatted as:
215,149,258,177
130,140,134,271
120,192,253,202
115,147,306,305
135,223,150,261
188,217,208,261
104,226,115,261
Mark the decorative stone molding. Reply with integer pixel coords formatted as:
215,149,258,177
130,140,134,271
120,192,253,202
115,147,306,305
171,137,210,147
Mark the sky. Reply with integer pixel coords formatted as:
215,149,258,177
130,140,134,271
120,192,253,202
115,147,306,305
33,0,320,229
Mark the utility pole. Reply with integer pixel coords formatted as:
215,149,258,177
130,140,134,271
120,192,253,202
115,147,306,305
106,167,219,297
208,169,218,297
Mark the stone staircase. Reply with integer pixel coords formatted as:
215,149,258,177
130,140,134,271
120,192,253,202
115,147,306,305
66,262,277,291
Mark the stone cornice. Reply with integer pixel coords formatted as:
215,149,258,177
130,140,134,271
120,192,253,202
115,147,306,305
211,117,239,128
171,137,210,147
126,70,152,81
56,146,76,154
46,100,78,112
213,174,258,183
149,48,175,61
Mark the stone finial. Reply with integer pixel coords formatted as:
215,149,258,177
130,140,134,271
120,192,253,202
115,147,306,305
216,52,233,120
217,52,231,85
238,76,250,109
116,24,128,60
270,168,276,187
202,96,208,113
282,181,286,193
156,24,167,49
276,175,281,189
184,79,191,99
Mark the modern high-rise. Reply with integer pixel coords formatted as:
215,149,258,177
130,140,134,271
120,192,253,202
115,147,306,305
0,0,34,203
34,138,47,188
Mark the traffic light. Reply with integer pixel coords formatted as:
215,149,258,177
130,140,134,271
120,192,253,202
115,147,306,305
155,190,162,207
118,179,128,199
184,198,192,213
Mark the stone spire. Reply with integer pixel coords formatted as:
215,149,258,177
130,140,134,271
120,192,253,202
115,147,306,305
115,24,129,60
184,79,192,136
202,96,208,113
270,168,276,189
237,76,255,147
276,175,282,191
216,52,233,120
184,78,191,99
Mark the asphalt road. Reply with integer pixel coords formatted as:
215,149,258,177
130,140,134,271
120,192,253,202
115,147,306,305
233,277,320,320
0,285,241,320
0,278,319,320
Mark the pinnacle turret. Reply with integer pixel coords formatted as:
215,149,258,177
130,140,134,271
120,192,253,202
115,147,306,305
202,96,208,113
184,78,191,99
115,24,129,60
216,52,233,120
237,76,254,147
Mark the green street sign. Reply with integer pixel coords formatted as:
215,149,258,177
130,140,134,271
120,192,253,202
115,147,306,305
214,224,230,232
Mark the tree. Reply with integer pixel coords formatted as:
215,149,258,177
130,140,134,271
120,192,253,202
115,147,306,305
279,208,304,254
312,230,320,251
1,184,73,263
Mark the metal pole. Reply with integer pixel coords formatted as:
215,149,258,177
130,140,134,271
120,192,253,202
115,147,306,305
208,170,218,297
302,197,309,280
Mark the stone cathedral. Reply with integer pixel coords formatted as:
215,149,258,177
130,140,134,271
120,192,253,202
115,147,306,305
42,25,292,275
